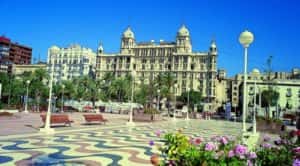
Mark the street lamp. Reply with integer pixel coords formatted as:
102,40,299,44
40,55,56,134
24,80,30,113
186,87,190,120
157,89,160,111
127,70,136,126
173,83,178,121
61,84,65,113
253,78,257,134
0,83,2,100
239,30,254,133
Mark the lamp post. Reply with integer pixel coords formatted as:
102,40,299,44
173,83,177,121
24,80,30,113
186,87,190,120
157,89,160,111
40,56,55,134
253,78,257,134
239,30,254,133
259,88,262,118
127,70,136,126
61,84,65,113
0,83,2,100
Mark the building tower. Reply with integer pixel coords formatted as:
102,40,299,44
176,25,192,53
121,27,135,54
97,42,104,55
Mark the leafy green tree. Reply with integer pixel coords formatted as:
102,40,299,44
178,90,202,111
28,69,49,111
161,72,176,115
73,76,99,106
135,83,148,106
261,89,279,118
98,72,115,102
0,73,10,103
10,78,25,106
110,77,130,102
61,80,76,100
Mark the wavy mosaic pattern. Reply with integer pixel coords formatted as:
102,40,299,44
0,120,241,165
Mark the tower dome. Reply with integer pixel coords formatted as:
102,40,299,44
177,25,190,36
252,68,260,74
209,40,217,54
122,27,134,38
98,43,104,54
49,45,60,54
210,40,217,48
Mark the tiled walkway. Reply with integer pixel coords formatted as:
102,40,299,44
0,118,242,165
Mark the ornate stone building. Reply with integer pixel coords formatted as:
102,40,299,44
96,25,218,110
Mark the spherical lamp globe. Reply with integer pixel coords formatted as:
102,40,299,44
239,30,254,48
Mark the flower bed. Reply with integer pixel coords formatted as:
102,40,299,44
149,129,300,166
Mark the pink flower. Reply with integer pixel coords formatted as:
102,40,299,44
261,143,272,149
205,142,216,151
274,139,282,145
234,144,248,158
247,160,253,166
168,160,176,166
220,137,228,145
228,150,235,158
293,159,300,166
248,152,257,159
155,130,162,137
293,147,300,154
193,137,203,145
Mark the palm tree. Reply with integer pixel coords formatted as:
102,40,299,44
73,76,97,106
178,90,202,111
0,73,10,106
135,83,148,106
61,80,76,100
100,72,115,101
161,72,176,116
10,78,24,107
261,89,279,118
110,77,129,102
30,69,49,111
102,72,115,82
155,73,165,90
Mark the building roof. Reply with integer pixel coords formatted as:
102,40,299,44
177,25,190,36
122,27,134,38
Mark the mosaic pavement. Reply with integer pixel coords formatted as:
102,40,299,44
0,120,242,166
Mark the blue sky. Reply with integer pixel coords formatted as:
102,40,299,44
0,0,299,76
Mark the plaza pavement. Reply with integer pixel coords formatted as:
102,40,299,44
0,113,245,165
0,112,135,136
0,112,290,165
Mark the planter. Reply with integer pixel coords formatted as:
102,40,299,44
153,114,162,121
196,113,202,119
150,154,160,166
133,113,162,122
257,120,282,134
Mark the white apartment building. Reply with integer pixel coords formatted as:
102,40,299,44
47,44,96,83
